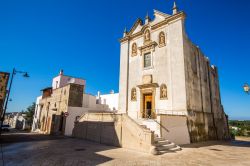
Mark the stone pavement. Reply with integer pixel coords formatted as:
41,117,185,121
0,130,250,166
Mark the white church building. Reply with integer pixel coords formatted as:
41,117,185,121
118,3,229,144
72,2,230,154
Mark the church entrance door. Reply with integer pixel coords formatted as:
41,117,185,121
143,94,155,119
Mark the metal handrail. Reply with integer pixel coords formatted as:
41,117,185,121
140,109,188,133
140,109,187,119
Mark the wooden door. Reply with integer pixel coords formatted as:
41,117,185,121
144,94,153,119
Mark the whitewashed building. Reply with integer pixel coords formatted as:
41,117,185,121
31,96,42,132
96,91,119,112
118,3,229,144
34,70,116,136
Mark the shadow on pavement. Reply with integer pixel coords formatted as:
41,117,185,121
0,130,116,165
182,138,250,149
0,130,64,144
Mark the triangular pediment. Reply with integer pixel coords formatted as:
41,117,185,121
127,18,143,35
154,10,170,19
151,10,171,25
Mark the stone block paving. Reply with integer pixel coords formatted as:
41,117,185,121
0,131,250,166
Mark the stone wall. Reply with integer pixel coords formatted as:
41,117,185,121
186,111,217,142
72,113,154,153
183,35,229,142
68,84,83,107
160,115,190,144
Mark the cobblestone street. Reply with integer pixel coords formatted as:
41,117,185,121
1,130,250,166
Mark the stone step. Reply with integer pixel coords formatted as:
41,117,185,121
140,125,147,128
154,140,171,146
168,146,182,151
154,137,165,142
155,146,181,155
155,142,176,151
133,118,182,155
139,125,151,131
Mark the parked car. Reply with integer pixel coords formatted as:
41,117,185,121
1,124,10,131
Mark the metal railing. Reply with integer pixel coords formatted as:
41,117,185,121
139,109,187,120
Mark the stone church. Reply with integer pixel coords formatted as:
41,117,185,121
118,3,230,144
73,2,230,154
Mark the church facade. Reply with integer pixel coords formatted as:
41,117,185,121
118,4,229,144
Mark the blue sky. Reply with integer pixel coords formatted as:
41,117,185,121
0,0,249,120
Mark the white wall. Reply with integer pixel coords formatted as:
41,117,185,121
64,93,111,136
82,94,96,108
32,96,42,132
65,107,89,136
118,41,129,114
98,93,119,111
119,11,188,120
52,75,86,90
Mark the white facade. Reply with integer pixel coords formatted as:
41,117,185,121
96,92,119,111
64,93,114,136
118,6,229,144
31,96,42,132
36,70,119,136
119,10,188,119
52,70,86,90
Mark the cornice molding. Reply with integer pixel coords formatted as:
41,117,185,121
138,41,158,55
137,83,159,89
119,12,186,43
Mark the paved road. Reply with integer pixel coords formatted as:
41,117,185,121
1,130,250,166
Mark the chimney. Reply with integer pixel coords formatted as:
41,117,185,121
59,69,64,76
97,91,101,98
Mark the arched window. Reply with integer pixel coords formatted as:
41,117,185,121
132,43,137,56
144,29,151,43
160,84,167,99
159,31,166,47
131,88,137,101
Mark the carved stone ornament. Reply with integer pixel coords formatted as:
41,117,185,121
144,29,151,44
159,32,166,47
160,84,168,99
131,43,137,56
131,88,137,101
138,41,158,56
142,75,152,84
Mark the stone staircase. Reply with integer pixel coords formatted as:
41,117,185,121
152,134,182,155
135,119,182,155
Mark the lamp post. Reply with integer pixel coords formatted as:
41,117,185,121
243,83,250,94
0,68,29,134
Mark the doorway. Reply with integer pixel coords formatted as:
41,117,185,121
143,94,155,119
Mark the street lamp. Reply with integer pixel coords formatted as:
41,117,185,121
243,83,250,94
0,68,29,134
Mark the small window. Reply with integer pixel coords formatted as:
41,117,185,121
144,52,152,68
